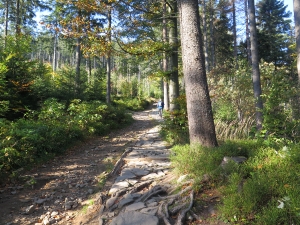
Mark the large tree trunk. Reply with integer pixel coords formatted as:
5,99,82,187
178,0,218,147
168,0,179,111
248,0,263,130
295,0,300,83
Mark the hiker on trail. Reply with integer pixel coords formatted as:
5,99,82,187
157,99,164,118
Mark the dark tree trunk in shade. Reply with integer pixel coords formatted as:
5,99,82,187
248,0,263,130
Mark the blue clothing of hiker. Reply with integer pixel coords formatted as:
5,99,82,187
157,99,164,118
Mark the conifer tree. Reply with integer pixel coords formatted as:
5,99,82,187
256,0,292,65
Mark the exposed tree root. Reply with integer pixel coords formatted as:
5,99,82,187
158,202,172,225
154,185,193,201
175,190,194,225
190,208,201,221
109,147,133,176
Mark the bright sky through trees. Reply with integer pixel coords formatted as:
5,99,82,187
284,0,293,13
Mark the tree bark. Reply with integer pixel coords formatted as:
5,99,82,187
201,0,210,72
106,6,112,104
75,37,81,97
16,0,21,35
168,0,179,111
248,0,263,130
209,0,215,68
4,0,9,45
294,0,300,84
163,0,169,110
245,0,251,64
178,0,218,147
53,31,58,73
232,0,238,67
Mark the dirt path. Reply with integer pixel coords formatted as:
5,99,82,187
0,107,161,225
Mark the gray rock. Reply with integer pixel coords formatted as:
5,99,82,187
115,171,136,182
64,201,73,210
125,202,146,212
109,181,130,195
118,194,134,208
106,196,118,209
127,168,150,176
141,173,158,181
140,206,158,215
35,198,47,205
147,202,158,207
221,156,247,168
24,205,35,214
110,211,159,225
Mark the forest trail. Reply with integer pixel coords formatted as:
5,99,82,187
0,105,222,225
0,105,167,225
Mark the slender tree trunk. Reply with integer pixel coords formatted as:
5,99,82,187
295,0,300,83
88,56,92,84
209,0,215,68
245,0,251,64
106,6,112,104
4,0,9,46
232,0,238,67
168,0,180,111
163,0,169,110
75,37,81,97
202,0,210,72
178,0,218,147
53,31,58,73
16,0,21,35
248,0,263,130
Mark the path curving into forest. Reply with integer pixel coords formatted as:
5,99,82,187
0,105,198,225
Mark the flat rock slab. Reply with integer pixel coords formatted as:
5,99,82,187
125,202,146,211
122,167,150,176
109,181,131,195
110,211,159,225
115,171,137,182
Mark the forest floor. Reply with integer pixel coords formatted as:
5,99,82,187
0,105,224,225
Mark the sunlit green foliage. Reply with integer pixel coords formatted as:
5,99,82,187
0,98,133,184
0,35,42,119
113,98,150,111
171,141,300,224
161,95,189,145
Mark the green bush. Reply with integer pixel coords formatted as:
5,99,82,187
113,98,150,111
0,98,133,184
161,95,189,145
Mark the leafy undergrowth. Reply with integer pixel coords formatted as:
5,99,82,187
0,98,136,185
171,140,300,224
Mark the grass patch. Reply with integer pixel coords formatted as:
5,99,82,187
97,172,107,190
171,140,300,224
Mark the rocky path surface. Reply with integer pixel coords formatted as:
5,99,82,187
97,111,195,225
0,107,197,225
